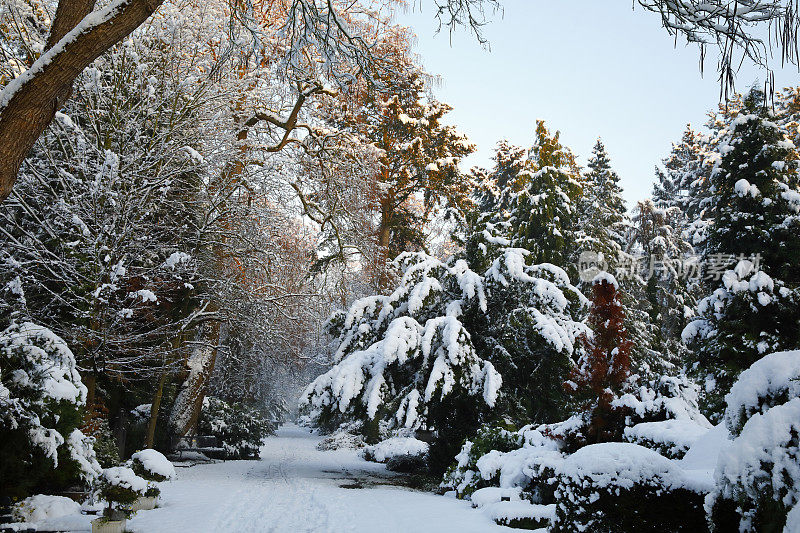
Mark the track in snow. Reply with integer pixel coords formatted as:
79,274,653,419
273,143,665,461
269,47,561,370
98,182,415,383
126,424,511,533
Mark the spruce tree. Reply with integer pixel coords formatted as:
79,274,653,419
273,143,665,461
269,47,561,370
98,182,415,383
576,139,628,271
629,199,696,369
685,88,800,420
508,121,583,272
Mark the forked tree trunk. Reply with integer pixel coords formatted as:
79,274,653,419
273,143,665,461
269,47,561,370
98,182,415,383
0,0,164,203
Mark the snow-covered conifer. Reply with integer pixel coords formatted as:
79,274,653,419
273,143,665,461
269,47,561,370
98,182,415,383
563,274,632,448
685,89,800,419
0,322,100,498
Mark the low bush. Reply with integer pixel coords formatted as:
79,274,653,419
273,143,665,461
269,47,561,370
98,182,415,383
710,397,800,532
551,442,707,533
722,349,800,436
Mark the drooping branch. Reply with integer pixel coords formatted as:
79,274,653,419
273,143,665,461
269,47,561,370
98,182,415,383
635,0,800,98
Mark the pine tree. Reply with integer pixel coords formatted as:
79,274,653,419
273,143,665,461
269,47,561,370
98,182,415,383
564,273,632,448
629,199,696,368
576,139,628,271
653,126,707,215
685,88,800,420
462,141,527,273
510,121,584,271
707,89,800,285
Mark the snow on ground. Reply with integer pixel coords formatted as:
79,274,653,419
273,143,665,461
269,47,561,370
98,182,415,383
32,425,510,532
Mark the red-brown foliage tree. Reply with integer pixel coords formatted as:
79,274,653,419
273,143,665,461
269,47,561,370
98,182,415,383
566,273,633,447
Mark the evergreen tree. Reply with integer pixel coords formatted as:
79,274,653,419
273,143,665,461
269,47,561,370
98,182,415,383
332,67,474,273
629,199,696,368
466,122,583,277
653,126,707,216
509,121,584,272
576,139,628,271
564,273,632,448
462,141,527,273
0,322,101,498
706,90,800,285
301,247,588,472
684,88,800,420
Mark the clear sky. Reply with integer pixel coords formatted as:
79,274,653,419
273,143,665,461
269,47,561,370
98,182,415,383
397,0,798,207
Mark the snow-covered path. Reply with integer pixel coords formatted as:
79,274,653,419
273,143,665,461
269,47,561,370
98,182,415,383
123,425,509,533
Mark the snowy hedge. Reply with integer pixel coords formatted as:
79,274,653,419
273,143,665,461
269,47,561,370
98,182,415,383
701,350,800,531
443,424,564,506
0,322,100,498
623,419,710,459
363,437,429,463
551,443,707,532
11,494,81,524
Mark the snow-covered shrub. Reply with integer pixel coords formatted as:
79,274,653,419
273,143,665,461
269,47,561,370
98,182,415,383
363,436,429,463
98,466,148,519
130,449,176,482
551,443,707,532
0,322,101,498
623,419,710,459
442,426,524,497
723,349,800,436
684,261,800,421
11,494,81,524
316,429,366,451
443,424,564,506
197,396,274,459
614,374,709,424
709,397,800,532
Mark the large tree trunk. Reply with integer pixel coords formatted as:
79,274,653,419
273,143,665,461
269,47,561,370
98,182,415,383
0,0,164,203
168,315,221,441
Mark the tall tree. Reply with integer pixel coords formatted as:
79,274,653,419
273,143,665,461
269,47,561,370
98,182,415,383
331,67,474,285
575,139,628,272
508,120,583,271
684,88,800,420
629,199,696,368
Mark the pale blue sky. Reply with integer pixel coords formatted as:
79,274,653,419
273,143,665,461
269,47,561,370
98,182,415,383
397,0,798,206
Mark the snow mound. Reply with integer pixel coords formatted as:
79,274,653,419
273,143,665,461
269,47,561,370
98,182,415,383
131,448,176,481
12,494,80,523
469,486,522,507
557,442,695,491
476,445,563,490
724,350,800,435
316,430,365,451
624,419,710,458
364,436,428,462
102,466,148,494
